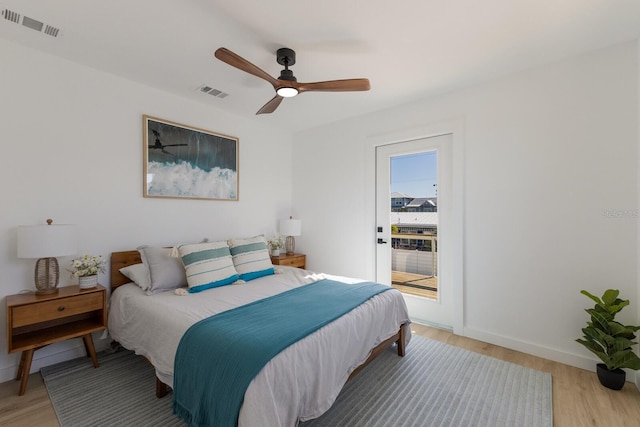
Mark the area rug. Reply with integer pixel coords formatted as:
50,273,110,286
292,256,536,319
42,336,552,427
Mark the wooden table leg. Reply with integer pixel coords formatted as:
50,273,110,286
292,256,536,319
18,349,34,396
15,351,27,381
83,334,99,368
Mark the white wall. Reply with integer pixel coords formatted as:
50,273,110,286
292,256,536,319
293,41,638,371
0,39,294,382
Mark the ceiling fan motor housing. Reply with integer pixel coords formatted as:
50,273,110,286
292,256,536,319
279,69,296,82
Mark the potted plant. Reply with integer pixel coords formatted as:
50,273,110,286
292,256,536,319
267,237,283,256
576,289,640,390
69,254,106,289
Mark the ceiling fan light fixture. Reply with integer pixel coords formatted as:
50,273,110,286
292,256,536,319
276,86,298,98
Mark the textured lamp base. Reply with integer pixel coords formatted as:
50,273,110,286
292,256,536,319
285,236,296,256
34,257,60,295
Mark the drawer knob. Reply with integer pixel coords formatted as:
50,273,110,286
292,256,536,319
57,306,66,312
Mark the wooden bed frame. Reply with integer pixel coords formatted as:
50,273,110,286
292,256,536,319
109,250,407,398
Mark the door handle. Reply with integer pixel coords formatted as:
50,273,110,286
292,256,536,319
377,238,387,244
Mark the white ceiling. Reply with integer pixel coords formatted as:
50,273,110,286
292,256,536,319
1,0,639,132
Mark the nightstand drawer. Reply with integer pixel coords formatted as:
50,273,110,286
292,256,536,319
279,255,305,267
12,293,103,328
270,253,306,269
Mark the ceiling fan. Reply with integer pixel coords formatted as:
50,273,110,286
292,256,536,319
214,47,370,115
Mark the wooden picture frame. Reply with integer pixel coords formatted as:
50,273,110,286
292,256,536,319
143,115,239,201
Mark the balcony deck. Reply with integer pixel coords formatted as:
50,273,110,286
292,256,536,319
391,271,438,299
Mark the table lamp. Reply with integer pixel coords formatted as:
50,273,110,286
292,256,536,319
279,216,302,256
17,219,77,295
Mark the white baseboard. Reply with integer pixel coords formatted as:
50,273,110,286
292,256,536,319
0,337,110,384
410,317,453,333
464,327,594,369
410,321,597,371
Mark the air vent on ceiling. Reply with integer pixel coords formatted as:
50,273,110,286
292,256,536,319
2,9,19,23
197,85,229,99
44,24,60,37
1,9,61,37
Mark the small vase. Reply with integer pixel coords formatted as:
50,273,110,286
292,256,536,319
596,363,626,390
78,275,98,289
270,249,280,256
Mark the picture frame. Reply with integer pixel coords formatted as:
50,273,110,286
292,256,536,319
143,115,239,201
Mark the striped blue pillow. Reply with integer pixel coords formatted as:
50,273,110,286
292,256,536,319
228,235,275,281
177,241,239,293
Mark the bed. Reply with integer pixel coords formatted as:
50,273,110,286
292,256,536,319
108,246,410,426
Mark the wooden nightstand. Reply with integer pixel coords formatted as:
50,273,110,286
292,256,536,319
270,253,306,269
6,285,107,395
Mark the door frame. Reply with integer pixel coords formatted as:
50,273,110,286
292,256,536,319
376,136,452,328
364,118,465,335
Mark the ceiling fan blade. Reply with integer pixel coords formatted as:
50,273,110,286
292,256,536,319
296,78,370,93
215,48,279,88
256,95,284,115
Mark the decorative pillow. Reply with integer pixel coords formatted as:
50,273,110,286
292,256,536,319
176,241,239,293
119,263,151,291
228,235,275,281
138,246,188,295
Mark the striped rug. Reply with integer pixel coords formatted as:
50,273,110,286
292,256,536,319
41,335,552,426
41,349,184,426
300,336,552,426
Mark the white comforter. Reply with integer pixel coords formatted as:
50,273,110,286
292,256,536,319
108,267,410,426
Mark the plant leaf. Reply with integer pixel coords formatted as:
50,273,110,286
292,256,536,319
609,322,638,337
589,310,611,331
608,300,629,315
581,290,602,305
576,339,611,367
611,337,635,353
602,289,620,306
611,350,640,370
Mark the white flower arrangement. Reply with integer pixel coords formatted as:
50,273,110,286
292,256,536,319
69,254,106,277
267,237,283,250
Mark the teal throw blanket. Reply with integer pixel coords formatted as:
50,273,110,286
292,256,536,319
172,279,391,427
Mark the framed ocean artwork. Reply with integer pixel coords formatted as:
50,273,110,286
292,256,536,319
143,115,239,201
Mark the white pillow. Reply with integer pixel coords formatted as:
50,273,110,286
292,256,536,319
228,235,275,281
119,263,151,291
176,241,239,293
138,246,188,295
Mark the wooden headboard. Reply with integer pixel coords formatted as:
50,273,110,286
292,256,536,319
110,250,142,291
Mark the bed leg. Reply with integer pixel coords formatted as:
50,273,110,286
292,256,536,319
156,377,169,398
396,323,406,357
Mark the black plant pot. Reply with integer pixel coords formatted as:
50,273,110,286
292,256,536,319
596,363,626,390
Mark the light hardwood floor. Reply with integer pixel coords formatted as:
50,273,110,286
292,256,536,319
1,324,639,426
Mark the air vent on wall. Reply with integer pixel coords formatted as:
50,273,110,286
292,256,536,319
2,9,61,37
197,85,229,99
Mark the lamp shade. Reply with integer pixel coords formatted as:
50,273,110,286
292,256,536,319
279,219,302,237
17,224,77,259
